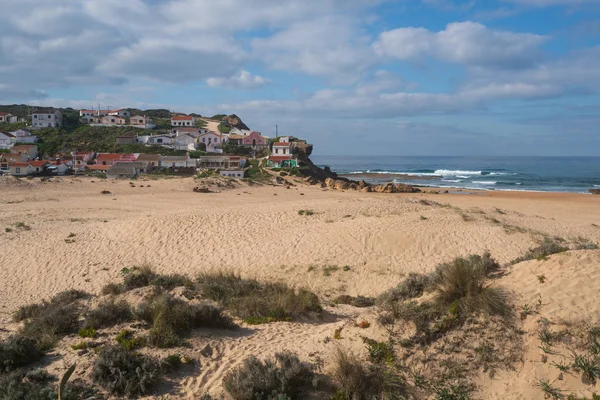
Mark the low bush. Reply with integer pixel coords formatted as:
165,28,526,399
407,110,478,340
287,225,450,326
20,305,80,350
196,272,322,324
0,368,97,400
377,272,432,307
101,266,192,294
13,289,89,322
135,293,235,348
331,349,406,400
83,298,133,329
431,253,509,318
0,335,43,373
223,351,316,400
78,326,97,338
512,237,568,264
333,295,375,308
91,345,162,397
116,329,146,351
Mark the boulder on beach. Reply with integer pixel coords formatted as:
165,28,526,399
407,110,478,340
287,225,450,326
590,189,600,195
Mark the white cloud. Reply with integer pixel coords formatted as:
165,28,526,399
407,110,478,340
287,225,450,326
374,21,546,69
207,70,270,89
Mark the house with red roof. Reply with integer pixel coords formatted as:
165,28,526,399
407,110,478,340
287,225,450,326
171,115,195,127
100,115,126,125
242,131,268,148
0,112,14,123
0,153,22,171
267,141,297,168
94,153,136,166
9,160,49,176
172,127,208,137
10,144,38,161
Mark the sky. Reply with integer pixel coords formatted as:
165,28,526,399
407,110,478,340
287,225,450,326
1,0,599,156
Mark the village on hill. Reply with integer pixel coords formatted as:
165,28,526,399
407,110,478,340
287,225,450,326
0,107,305,180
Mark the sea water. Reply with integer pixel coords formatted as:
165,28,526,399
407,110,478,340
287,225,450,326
312,155,600,194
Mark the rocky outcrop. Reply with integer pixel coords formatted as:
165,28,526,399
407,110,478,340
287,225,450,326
591,189,600,195
312,177,419,193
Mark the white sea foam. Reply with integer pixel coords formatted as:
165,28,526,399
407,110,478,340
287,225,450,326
434,169,482,176
474,181,497,185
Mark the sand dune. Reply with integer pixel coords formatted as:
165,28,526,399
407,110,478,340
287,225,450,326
1,176,599,398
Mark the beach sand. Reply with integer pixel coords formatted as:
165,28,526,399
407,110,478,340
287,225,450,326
1,175,599,398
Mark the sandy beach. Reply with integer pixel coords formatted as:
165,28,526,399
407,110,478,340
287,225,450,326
1,175,599,399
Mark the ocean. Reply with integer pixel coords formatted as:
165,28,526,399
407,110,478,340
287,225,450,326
311,155,600,194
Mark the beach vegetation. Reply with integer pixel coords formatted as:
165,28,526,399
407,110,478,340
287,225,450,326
116,329,146,351
572,353,600,385
223,351,317,400
83,298,133,329
195,272,322,324
512,237,568,264
362,337,394,364
0,368,97,400
71,341,88,350
378,272,433,306
134,292,235,348
91,345,162,397
14,221,31,230
0,335,43,373
4,227,12,233
333,295,375,308
100,265,192,294
331,349,406,400
298,209,314,216
78,326,97,338
536,379,565,399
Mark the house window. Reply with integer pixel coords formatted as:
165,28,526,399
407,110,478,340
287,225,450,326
36,168,39,172
275,149,279,154
16,168,20,173
157,139,162,143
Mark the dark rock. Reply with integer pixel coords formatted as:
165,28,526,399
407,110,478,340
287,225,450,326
590,189,600,195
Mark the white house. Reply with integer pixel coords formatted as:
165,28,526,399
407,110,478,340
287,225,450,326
272,141,292,156
171,115,195,127
130,115,156,129
0,131,16,149
229,128,252,136
10,144,38,160
198,132,222,149
219,169,247,178
10,129,37,144
108,109,131,118
0,112,14,123
159,155,193,168
100,115,126,125
46,160,71,176
148,135,173,145
32,109,62,128
172,127,208,137
79,109,97,118
9,160,49,176
174,134,196,150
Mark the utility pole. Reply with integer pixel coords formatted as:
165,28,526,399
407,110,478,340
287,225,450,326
275,124,278,139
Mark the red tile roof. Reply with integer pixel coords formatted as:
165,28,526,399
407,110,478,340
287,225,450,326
87,165,110,171
11,145,37,151
0,112,11,117
269,155,292,162
96,153,124,161
11,160,48,167
273,142,291,146
172,115,193,120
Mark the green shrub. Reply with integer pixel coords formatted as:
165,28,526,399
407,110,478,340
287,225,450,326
333,295,375,308
223,351,316,400
20,304,81,350
362,338,394,364
101,266,192,294
135,293,235,348
0,368,97,400
431,253,509,318
0,336,43,373
331,349,406,400
512,238,568,264
83,298,132,329
162,354,183,372
196,272,321,323
78,326,97,338
13,289,89,322
116,329,146,351
91,345,162,397
377,272,432,307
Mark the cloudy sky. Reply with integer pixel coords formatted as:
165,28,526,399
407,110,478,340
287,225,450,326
1,0,599,156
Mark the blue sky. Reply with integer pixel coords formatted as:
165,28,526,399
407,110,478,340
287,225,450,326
1,0,599,156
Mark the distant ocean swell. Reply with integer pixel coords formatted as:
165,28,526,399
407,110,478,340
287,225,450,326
313,156,600,194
